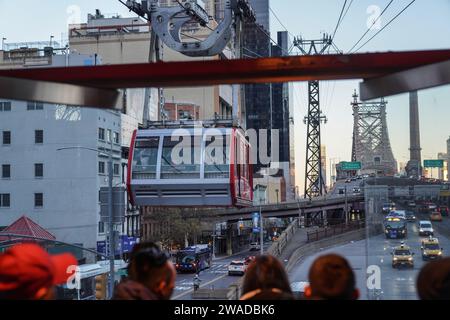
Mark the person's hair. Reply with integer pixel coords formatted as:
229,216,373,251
129,242,173,288
417,258,450,300
308,254,356,300
242,255,293,295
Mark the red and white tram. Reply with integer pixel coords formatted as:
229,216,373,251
127,126,253,207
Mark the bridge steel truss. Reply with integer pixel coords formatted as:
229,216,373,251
351,91,397,175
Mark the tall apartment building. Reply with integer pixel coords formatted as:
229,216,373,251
0,48,123,256
213,0,270,32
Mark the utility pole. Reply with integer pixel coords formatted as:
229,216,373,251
107,138,115,299
293,34,333,199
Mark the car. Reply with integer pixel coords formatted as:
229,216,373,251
244,256,256,265
356,175,362,180
363,174,370,179
421,237,443,261
249,242,261,251
387,210,406,220
405,211,416,222
439,206,449,217
391,243,414,268
228,260,247,276
382,202,395,213
418,220,434,236
369,173,376,178
351,177,357,181
338,188,345,195
430,211,443,222
352,187,361,194
345,179,351,183
428,203,438,210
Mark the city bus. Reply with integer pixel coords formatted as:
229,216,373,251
175,244,212,273
384,217,408,239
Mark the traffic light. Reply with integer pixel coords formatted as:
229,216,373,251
95,274,107,300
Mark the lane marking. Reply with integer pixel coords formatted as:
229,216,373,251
172,273,229,300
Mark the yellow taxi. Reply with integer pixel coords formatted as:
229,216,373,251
391,243,414,268
421,237,443,261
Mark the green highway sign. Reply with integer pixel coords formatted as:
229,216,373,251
340,161,362,171
424,160,444,168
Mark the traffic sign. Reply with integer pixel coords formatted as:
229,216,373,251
424,159,444,168
340,161,362,170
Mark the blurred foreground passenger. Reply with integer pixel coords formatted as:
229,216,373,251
417,258,450,300
305,254,359,300
113,242,176,300
240,255,295,300
0,243,77,300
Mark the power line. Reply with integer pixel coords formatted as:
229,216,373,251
347,0,394,53
353,0,416,53
243,46,263,58
331,0,348,41
253,23,290,57
269,6,295,39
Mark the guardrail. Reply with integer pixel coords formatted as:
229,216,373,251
306,220,365,243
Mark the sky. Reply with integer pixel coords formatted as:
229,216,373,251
1,0,449,191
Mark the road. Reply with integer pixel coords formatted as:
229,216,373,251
288,208,450,300
172,243,271,300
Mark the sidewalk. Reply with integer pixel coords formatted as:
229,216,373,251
278,227,309,265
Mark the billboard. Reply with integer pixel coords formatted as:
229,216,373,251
252,212,260,233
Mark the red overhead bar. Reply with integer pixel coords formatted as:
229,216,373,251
1,50,450,89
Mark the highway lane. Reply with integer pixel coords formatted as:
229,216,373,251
172,243,271,300
289,210,450,300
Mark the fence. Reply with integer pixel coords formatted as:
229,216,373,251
306,220,365,243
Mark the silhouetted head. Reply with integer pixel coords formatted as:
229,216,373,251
242,255,293,297
128,242,176,300
417,258,450,300
306,254,359,300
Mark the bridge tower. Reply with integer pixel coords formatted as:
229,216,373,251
351,91,397,176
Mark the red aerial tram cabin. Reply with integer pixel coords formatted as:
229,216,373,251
127,124,253,207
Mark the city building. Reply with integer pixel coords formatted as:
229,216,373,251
163,102,200,121
213,0,270,32
438,152,448,181
321,145,327,190
0,48,123,257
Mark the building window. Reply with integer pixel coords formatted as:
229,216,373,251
35,163,44,178
98,221,105,234
98,161,105,174
35,130,44,144
113,132,120,144
2,131,11,145
34,193,43,208
2,164,11,179
27,101,44,111
98,128,105,141
107,129,112,142
113,164,120,176
0,102,11,111
0,194,10,208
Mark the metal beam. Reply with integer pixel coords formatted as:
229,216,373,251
0,76,122,110
360,59,450,101
0,50,449,89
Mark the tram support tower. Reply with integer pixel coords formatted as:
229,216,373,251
293,34,334,199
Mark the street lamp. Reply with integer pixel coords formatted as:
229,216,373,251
57,140,116,299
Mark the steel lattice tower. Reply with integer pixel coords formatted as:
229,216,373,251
293,34,333,199
351,91,397,175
